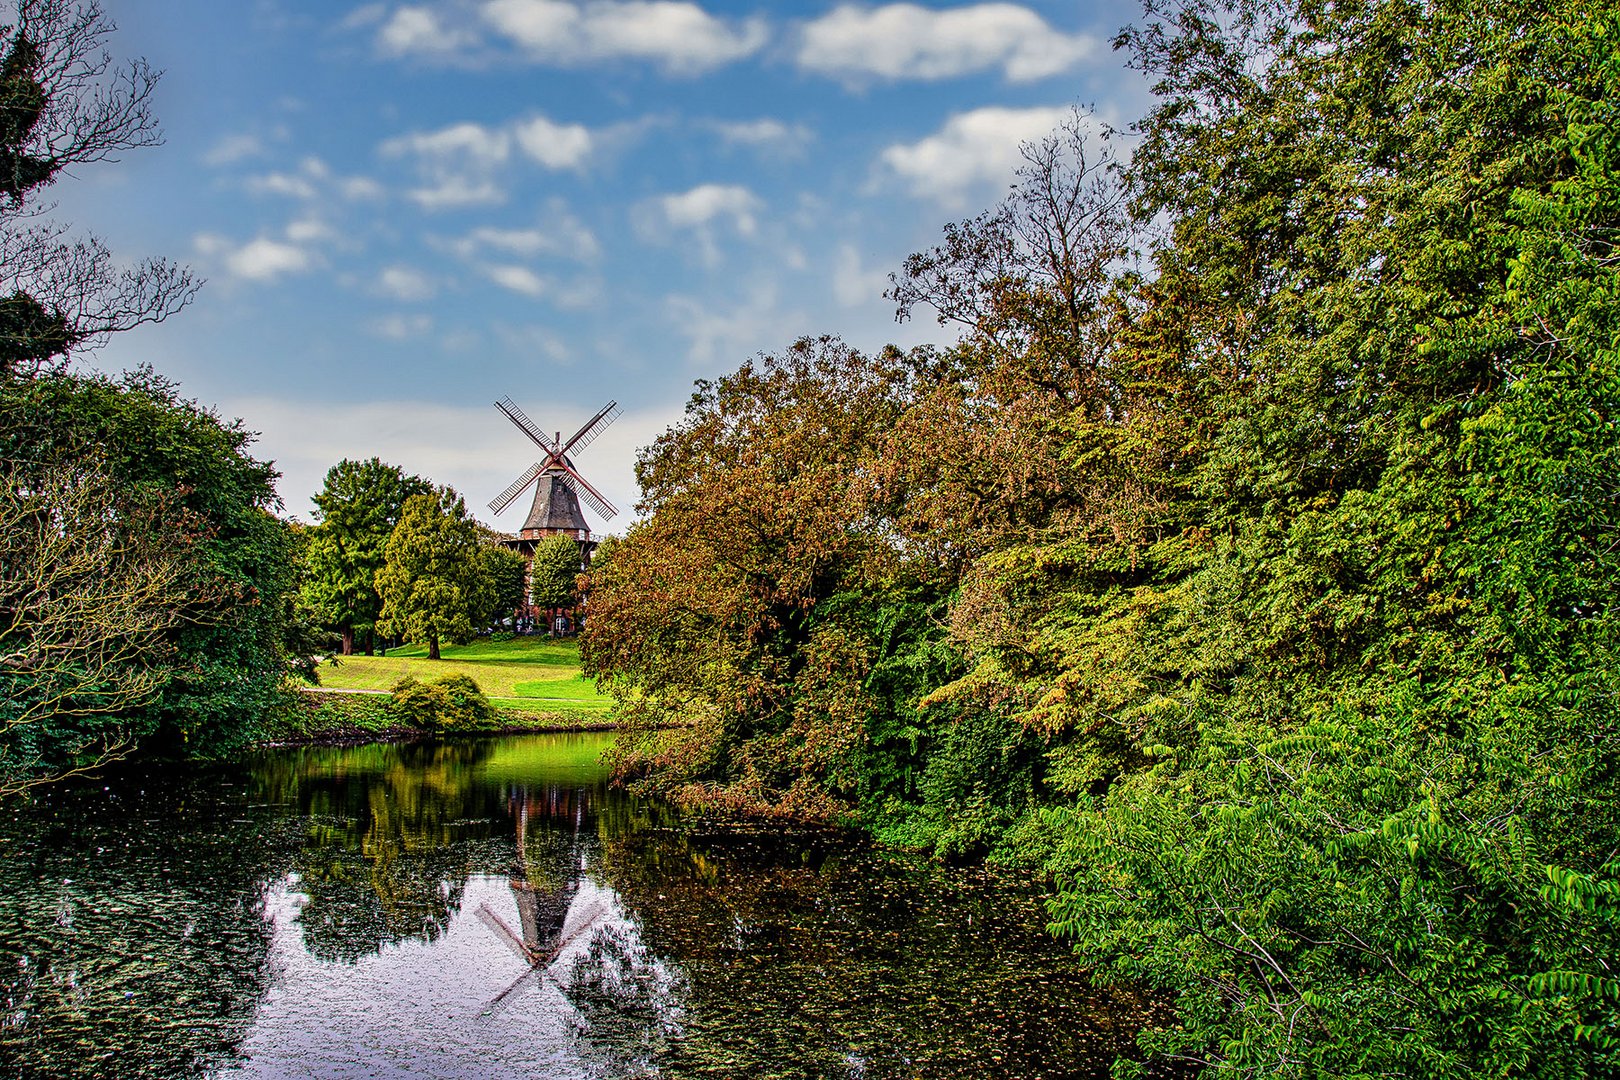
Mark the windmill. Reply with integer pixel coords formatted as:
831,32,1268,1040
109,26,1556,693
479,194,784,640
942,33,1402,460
489,396,621,543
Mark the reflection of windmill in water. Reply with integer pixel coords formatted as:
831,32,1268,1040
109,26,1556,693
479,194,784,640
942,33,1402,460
476,785,602,1013
489,396,620,634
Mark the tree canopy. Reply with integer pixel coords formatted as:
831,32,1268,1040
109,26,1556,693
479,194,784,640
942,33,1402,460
0,367,304,782
374,490,484,661
584,0,1620,1072
301,457,433,654
527,533,584,611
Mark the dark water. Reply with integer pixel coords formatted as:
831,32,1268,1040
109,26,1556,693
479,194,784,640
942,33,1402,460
0,734,1155,1078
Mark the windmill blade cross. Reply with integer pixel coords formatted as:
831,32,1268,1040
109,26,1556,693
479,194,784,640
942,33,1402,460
560,400,621,456
489,462,544,515
556,466,618,520
495,397,557,454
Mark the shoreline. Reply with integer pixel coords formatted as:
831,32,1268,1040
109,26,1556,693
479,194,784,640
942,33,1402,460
257,688,620,749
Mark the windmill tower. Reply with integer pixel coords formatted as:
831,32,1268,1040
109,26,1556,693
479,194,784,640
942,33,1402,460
489,397,621,631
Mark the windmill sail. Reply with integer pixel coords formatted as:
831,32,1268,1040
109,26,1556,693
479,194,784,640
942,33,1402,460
493,396,620,534
562,400,621,455
495,397,556,452
555,468,618,521
489,461,545,515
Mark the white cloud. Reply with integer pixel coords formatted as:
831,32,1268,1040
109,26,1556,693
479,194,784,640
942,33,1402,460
375,265,437,301
637,183,763,266
285,217,332,244
340,176,387,201
225,237,313,281
879,105,1073,207
245,172,318,199
203,133,264,167
380,114,607,208
832,243,892,308
378,5,480,55
382,121,513,209
246,156,384,205
455,217,600,262
368,313,435,340
798,3,1095,84
481,0,767,73
339,3,389,30
484,263,549,297
382,121,512,166
708,117,814,158
511,113,594,169
655,183,760,233
191,211,340,283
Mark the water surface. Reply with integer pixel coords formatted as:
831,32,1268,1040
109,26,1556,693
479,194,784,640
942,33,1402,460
0,734,1154,1078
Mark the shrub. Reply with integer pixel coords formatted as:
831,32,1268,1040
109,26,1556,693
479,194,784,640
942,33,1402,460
389,674,497,732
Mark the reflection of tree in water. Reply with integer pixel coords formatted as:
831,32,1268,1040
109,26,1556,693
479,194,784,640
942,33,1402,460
275,740,506,962
0,766,301,1078
592,824,1163,1080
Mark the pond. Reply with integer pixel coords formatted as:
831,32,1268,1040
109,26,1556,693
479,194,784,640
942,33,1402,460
0,734,1159,1078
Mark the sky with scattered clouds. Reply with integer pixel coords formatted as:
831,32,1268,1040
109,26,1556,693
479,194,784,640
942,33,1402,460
61,0,1149,532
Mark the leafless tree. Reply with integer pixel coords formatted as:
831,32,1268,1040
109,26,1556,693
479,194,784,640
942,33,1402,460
0,0,197,377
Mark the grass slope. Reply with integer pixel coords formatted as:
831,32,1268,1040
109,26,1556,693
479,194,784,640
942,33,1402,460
314,637,612,714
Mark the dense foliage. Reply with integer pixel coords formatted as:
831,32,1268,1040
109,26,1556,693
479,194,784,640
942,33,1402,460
585,0,1620,1072
0,368,304,784
387,673,497,732
301,457,433,655
528,532,584,610
375,489,490,660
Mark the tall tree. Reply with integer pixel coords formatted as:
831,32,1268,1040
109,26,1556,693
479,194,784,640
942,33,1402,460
0,0,195,377
473,532,528,629
375,490,481,661
301,458,432,655
0,367,302,771
528,533,583,612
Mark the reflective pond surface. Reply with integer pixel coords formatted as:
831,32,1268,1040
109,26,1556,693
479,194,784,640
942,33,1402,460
0,734,1156,1078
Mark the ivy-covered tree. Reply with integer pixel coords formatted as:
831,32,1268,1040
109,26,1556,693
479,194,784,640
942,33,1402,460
374,490,481,661
0,0,196,377
301,458,432,655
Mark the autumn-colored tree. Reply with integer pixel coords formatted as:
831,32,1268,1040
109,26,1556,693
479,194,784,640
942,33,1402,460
585,336,943,817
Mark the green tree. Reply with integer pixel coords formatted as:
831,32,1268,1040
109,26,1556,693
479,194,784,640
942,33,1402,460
528,533,583,611
473,532,529,628
374,490,481,661
301,458,432,655
0,367,302,771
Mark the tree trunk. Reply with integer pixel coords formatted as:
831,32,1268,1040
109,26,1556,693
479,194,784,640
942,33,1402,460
340,626,354,656
428,634,440,660
362,628,374,656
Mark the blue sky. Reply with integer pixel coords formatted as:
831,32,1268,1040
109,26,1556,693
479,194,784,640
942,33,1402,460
59,0,1149,532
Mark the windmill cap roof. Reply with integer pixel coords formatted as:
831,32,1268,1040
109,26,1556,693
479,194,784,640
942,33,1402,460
521,471,590,534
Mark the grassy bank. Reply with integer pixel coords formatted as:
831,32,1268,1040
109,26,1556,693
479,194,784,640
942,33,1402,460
260,637,618,746
314,637,612,714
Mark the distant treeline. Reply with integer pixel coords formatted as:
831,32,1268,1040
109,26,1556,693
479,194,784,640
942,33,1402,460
582,0,1620,1074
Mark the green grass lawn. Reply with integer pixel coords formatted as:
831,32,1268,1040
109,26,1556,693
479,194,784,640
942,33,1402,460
315,636,613,714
